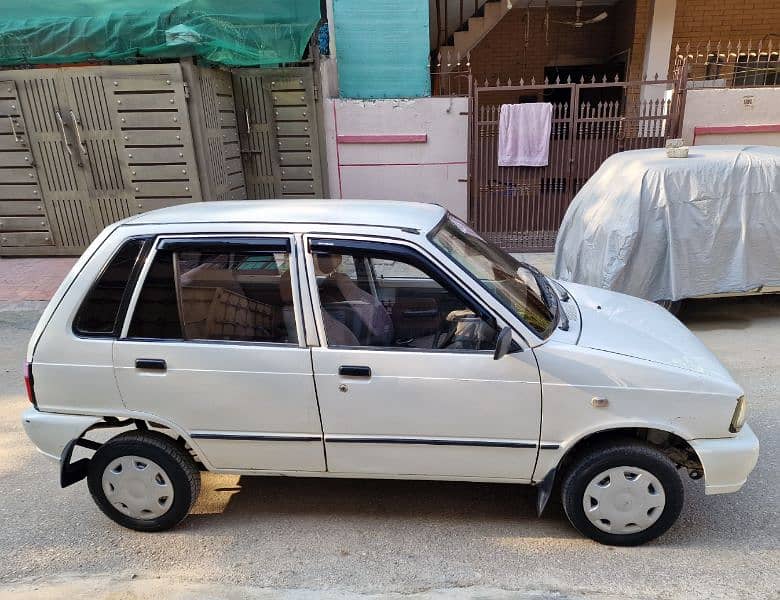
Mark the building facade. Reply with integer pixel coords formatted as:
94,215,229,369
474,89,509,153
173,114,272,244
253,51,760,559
319,0,779,247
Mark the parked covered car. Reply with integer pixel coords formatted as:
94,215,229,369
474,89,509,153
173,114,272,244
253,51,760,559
22,200,757,545
554,145,780,308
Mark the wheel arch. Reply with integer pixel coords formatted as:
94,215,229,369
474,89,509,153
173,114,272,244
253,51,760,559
535,425,703,515
60,415,206,488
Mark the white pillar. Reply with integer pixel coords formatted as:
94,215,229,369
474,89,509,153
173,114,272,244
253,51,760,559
639,0,677,134
641,0,677,81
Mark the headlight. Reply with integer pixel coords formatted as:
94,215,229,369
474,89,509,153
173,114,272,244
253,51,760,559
729,395,747,433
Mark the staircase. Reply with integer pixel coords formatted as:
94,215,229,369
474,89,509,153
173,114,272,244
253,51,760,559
436,0,513,70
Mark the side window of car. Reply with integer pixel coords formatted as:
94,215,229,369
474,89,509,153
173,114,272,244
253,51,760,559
127,250,182,339
73,237,148,337
127,240,297,344
313,244,498,351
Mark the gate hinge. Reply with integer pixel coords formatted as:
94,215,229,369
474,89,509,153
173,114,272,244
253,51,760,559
313,83,319,101
183,83,190,99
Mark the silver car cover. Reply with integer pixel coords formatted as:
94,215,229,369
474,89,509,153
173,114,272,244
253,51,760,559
554,145,780,301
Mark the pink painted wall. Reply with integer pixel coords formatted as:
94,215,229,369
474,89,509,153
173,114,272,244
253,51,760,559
323,97,469,219
682,87,780,146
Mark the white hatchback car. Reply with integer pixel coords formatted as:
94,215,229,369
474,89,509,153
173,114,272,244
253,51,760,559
22,200,758,545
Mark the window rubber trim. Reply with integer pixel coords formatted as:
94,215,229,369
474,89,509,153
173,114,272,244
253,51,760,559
157,237,290,253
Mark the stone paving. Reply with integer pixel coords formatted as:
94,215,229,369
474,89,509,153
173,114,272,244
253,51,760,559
0,258,77,302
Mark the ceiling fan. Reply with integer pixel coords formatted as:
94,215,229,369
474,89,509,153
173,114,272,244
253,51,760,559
552,0,608,28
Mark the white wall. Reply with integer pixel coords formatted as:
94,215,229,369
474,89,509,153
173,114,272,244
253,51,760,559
681,87,780,146
323,97,469,218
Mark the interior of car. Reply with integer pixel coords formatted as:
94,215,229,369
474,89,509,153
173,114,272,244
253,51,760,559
314,251,498,351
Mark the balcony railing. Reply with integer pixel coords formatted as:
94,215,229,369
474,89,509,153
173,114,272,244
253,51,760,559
673,37,779,88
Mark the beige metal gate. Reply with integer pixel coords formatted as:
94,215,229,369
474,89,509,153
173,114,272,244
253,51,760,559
183,63,246,202
232,67,326,199
0,64,203,255
0,80,51,250
469,75,687,251
0,63,246,256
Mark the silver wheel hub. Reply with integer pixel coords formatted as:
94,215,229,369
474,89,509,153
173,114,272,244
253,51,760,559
101,455,174,520
582,466,666,535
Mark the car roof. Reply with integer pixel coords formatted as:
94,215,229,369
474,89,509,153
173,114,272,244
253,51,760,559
125,199,447,233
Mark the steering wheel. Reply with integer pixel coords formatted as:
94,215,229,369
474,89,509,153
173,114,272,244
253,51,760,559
433,318,457,349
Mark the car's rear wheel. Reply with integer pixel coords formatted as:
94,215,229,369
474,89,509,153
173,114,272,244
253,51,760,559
87,430,200,531
561,441,684,546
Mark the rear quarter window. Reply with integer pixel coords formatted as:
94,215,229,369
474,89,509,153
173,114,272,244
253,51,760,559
73,238,148,337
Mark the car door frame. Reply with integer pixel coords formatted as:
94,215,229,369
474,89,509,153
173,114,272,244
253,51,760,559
300,231,545,481
112,231,327,473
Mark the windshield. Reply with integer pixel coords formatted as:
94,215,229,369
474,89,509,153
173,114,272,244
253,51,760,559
430,215,555,337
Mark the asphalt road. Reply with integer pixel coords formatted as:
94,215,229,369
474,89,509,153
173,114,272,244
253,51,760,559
0,297,777,599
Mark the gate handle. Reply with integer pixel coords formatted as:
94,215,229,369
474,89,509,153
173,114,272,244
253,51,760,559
7,115,21,144
70,110,88,157
245,109,251,135
55,111,74,158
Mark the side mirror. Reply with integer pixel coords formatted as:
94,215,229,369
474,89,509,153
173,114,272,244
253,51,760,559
493,326,515,360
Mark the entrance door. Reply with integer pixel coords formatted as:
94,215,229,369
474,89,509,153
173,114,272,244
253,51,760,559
232,67,325,199
113,235,325,472
305,237,542,480
11,69,99,252
0,64,205,254
0,80,55,252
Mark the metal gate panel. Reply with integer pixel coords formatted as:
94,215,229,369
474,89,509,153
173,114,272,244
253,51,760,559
233,67,326,200
63,72,133,231
469,76,685,251
0,79,54,253
233,71,281,198
272,70,324,197
99,65,203,218
183,63,246,201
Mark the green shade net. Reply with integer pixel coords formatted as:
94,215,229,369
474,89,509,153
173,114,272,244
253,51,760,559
0,0,321,67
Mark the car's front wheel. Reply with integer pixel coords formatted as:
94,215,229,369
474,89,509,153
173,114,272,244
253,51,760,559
87,430,201,531
561,441,684,546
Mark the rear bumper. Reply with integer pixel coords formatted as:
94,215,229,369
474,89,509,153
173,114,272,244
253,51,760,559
21,407,101,462
691,424,759,495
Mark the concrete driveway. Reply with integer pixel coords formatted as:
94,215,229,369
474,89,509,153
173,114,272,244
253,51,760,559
0,296,777,600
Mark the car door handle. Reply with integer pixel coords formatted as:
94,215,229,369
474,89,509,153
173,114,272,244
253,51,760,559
339,365,371,378
135,358,167,371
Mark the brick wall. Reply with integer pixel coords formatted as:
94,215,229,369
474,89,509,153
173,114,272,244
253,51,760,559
671,0,780,50
470,0,779,86
629,0,649,80
470,4,634,85
628,0,780,80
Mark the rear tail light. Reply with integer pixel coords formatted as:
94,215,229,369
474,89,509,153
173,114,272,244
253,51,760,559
23,362,36,407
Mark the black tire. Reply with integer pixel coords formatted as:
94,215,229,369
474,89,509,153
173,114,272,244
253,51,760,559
561,441,684,546
87,430,201,532
656,299,682,316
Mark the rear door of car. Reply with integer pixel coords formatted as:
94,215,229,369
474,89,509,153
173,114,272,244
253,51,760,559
113,234,325,472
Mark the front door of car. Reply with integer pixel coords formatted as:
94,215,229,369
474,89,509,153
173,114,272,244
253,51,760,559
305,237,542,480
113,235,325,472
